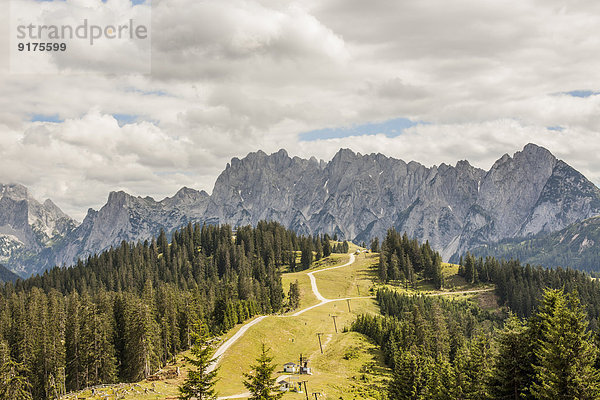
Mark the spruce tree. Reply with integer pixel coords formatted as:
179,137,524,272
530,289,600,399
300,240,313,270
489,315,533,400
179,321,218,400
388,349,429,399
288,281,300,310
322,237,332,257
243,344,283,400
370,237,380,253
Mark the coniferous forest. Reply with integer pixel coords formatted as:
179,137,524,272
0,221,309,399
377,228,444,289
351,229,600,399
4,222,600,399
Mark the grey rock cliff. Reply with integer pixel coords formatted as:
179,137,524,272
0,184,77,274
37,187,210,274
204,144,600,261
5,143,600,276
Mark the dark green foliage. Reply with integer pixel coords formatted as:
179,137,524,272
458,252,600,321
287,280,300,310
530,289,600,399
0,356,33,400
370,237,380,253
488,315,533,400
243,344,283,400
300,238,313,270
353,290,499,399
388,349,428,399
322,235,332,257
331,240,349,254
179,321,218,400
356,288,600,399
378,229,443,288
0,221,303,399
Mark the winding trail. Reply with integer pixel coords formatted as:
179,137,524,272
210,254,360,385
207,316,267,373
292,253,356,316
428,287,494,296
211,253,494,399
211,253,361,399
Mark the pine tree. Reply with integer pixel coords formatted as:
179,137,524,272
300,240,313,270
370,237,380,253
179,321,218,400
243,344,283,400
388,349,429,399
530,289,600,399
322,237,332,257
288,281,300,310
489,315,533,400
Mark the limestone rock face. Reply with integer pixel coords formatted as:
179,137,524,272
38,187,210,274
0,184,77,274
205,144,600,261
5,143,600,276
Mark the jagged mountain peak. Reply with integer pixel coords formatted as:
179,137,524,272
0,183,77,275
6,143,600,276
0,183,29,200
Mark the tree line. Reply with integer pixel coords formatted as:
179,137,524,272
353,287,600,399
378,229,444,289
0,221,307,399
458,252,600,324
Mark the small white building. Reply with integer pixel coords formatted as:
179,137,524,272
283,362,299,373
278,378,291,392
300,365,312,375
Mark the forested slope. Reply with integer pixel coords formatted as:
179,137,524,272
468,215,600,273
352,228,600,399
0,221,315,399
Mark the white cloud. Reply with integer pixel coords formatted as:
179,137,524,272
1,0,600,219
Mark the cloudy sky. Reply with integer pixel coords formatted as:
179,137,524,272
1,0,600,220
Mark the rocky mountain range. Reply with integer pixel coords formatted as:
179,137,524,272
2,143,600,277
468,215,600,273
0,183,77,275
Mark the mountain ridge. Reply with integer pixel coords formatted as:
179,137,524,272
2,143,600,276
467,215,600,272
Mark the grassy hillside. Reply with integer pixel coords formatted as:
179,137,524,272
468,215,600,273
214,298,385,398
66,245,498,400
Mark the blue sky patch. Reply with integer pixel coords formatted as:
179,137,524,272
299,117,422,141
125,87,168,97
547,126,565,132
30,114,63,123
113,114,138,126
563,90,599,98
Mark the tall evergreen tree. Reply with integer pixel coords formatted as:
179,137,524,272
489,315,533,400
388,349,429,399
370,237,380,253
179,321,218,400
288,281,300,310
243,345,283,400
300,240,313,270
530,289,600,399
